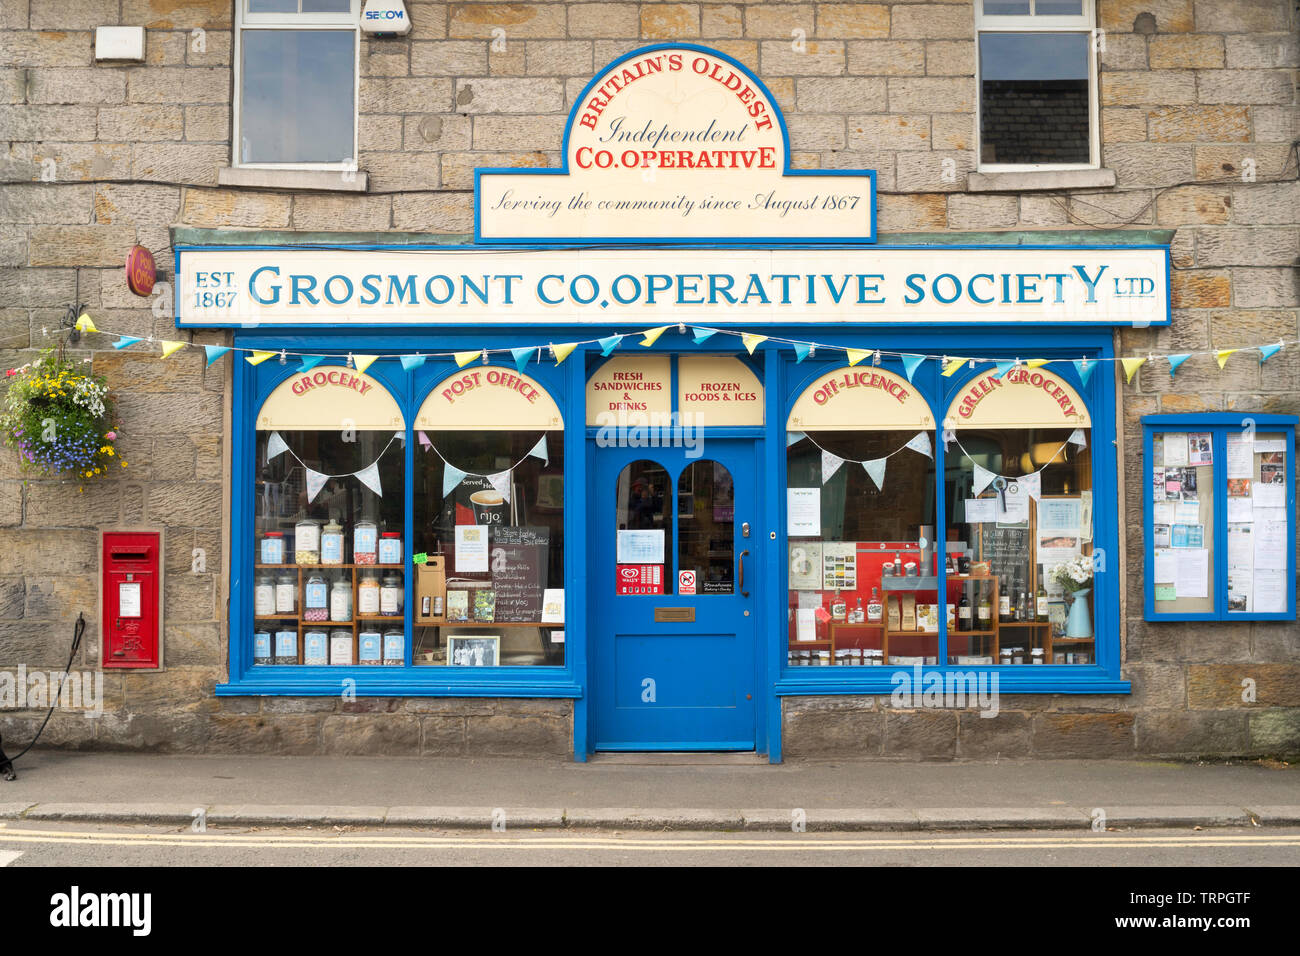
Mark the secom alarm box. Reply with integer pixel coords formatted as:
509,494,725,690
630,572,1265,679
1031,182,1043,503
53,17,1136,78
102,531,162,669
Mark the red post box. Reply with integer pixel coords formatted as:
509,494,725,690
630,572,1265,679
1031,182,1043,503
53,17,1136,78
102,531,161,669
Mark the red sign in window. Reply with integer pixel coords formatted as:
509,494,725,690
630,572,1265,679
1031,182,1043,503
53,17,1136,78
616,564,664,594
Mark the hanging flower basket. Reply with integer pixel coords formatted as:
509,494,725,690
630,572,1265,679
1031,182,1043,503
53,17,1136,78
2,349,126,481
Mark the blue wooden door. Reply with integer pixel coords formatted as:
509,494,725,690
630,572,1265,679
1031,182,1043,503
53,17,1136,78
592,439,759,750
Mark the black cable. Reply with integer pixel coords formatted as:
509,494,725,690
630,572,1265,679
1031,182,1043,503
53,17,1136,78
4,612,88,767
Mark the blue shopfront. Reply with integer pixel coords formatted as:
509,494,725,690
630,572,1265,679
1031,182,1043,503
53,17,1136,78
180,44,1171,761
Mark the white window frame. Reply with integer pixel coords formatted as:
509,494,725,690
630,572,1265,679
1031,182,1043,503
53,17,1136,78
974,1,1099,173
233,0,362,171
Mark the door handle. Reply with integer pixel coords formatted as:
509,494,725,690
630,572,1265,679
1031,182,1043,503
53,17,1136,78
739,549,750,598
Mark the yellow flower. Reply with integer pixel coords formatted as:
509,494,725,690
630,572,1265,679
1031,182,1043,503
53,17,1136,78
120,461,128,468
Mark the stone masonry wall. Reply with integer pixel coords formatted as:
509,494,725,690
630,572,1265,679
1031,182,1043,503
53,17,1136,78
1,0,1296,758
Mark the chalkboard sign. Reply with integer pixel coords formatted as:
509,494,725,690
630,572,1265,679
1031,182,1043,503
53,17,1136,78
490,526,550,622
978,523,1031,595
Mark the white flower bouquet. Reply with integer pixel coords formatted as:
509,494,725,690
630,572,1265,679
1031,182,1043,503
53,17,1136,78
1049,554,1094,594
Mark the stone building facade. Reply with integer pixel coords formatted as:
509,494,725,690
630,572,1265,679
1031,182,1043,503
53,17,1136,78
0,0,1296,759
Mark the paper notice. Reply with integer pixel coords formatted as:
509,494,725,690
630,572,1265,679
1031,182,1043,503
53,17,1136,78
1174,501,1202,524
1080,490,1093,542
1226,435,1252,478
1037,497,1081,534
1151,466,1165,503
1174,548,1209,598
617,529,665,564
1162,433,1189,467
796,608,818,642
1254,438,1285,453
822,541,858,589
1227,523,1253,568
1154,583,1176,602
454,525,489,573
541,588,565,623
1153,548,1177,584
787,488,821,536
1153,501,1176,525
1226,496,1253,523
996,481,1030,525
1253,483,1285,509
1187,432,1213,466
1254,516,1287,570
788,542,823,590
965,498,997,524
796,590,823,610
1226,568,1252,613
1254,568,1287,613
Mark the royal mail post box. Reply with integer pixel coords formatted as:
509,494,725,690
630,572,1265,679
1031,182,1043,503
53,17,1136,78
102,531,161,669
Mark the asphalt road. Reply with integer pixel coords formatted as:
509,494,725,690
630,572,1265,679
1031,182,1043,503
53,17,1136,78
1,821,1297,867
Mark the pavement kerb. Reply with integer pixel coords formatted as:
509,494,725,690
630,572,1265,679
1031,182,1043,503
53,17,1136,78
3,803,1298,831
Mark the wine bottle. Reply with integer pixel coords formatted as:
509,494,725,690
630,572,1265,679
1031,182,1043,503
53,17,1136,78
867,587,883,623
1036,582,1049,621
958,591,971,632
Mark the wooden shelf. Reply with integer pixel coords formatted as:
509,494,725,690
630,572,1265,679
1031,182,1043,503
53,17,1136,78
433,620,555,628
1001,621,1050,627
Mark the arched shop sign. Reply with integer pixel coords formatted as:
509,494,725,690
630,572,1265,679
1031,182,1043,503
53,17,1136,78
678,356,764,426
419,367,563,431
258,368,402,430
943,367,1091,430
586,355,671,425
788,367,934,432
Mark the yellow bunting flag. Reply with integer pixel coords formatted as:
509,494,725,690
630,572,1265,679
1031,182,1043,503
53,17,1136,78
1120,356,1147,383
158,340,186,359
75,313,97,333
941,358,966,377
353,355,378,374
246,350,276,366
640,325,669,347
1216,349,1238,369
741,333,767,355
453,350,480,368
845,348,870,367
550,342,578,365
1025,359,1051,368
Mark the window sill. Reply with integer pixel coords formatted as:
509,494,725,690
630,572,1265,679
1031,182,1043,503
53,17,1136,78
216,670,582,698
774,667,1130,696
218,166,368,193
968,168,1116,193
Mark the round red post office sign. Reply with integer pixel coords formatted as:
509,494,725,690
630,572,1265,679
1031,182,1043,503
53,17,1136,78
125,244,156,297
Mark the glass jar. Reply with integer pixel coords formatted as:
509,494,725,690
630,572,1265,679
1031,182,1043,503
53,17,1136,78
357,573,381,616
253,631,271,663
1031,648,1045,665
378,532,402,565
321,519,344,566
275,573,297,614
380,572,403,616
274,630,297,665
254,575,275,616
294,519,321,564
303,574,328,621
358,629,382,665
329,629,352,665
383,630,404,666
304,630,329,666
330,579,353,622
260,532,285,565
354,520,378,565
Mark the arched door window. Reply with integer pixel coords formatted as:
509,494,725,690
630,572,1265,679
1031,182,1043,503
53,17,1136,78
677,460,735,595
614,459,673,594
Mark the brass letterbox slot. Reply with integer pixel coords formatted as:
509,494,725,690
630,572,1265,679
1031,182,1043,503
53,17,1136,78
654,607,696,623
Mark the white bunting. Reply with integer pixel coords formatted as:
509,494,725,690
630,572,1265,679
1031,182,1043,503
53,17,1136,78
265,431,289,461
905,431,932,458
1017,472,1041,500
972,464,996,496
786,431,806,447
305,468,329,504
528,435,549,465
488,470,512,503
821,450,844,484
354,461,383,497
442,463,467,499
393,430,405,443
863,458,887,491
1068,428,1088,448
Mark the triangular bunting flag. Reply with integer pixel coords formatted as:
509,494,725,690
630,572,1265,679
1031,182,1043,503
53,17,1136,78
487,470,512,503
511,346,535,372
821,450,844,484
528,435,549,465
993,360,1015,380
299,355,324,372
265,431,289,461
901,353,925,383
1068,428,1088,448
741,333,767,355
442,463,467,498
454,350,480,368
550,342,578,365
204,345,230,366
354,461,382,497
1025,359,1050,369
112,336,142,350
418,431,432,451
353,355,378,374
393,430,405,443
640,326,669,347
972,464,995,496
846,348,870,367
598,334,623,356
304,468,329,503
400,355,426,371
246,350,275,365
862,458,887,491
1259,342,1282,364
1018,472,1041,500
1167,353,1191,377
793,342,812,363
159,340,186,359
1120,357,1146,383
1216,348,1238,369
1073,358,1094,387
905,431,932,458
75,313,97,333
942,358,966,377
786,431,805,447
692,327,717,345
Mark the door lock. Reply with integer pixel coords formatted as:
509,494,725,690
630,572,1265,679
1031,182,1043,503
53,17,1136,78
742,522,750,538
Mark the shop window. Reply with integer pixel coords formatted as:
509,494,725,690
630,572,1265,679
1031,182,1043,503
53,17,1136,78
1142,415,1296,621
678,460,736,595
975,1,1097,169
235,1,358,167
411,368,566,666
253,367,405,667
785,366,938,667
615,460,674,595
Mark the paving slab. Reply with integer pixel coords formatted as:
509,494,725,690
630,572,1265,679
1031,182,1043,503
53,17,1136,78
24,802,199,825
564,807,745,830
204,804,388,827
0,802,35,819
384,806,565,828
915,806,1093,829
1245,805,1300,826
1101,805,1252,828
